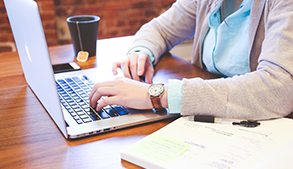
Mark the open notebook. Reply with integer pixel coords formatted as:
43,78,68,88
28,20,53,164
121,116,293,168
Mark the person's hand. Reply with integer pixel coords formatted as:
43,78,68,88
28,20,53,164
112,51,154,84
89,77,153,111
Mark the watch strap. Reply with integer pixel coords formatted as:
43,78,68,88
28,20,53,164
150,96,164,112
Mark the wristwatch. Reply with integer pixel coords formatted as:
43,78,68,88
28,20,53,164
148,83,165,112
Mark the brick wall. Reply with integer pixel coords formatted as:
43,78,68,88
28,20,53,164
0,0,175,53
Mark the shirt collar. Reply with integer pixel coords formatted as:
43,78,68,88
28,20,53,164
208,0,253,29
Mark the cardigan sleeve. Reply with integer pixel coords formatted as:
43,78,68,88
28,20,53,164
129,0,197,64
181,0,293,120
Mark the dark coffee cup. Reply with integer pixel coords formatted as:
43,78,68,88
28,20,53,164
67,15,100,57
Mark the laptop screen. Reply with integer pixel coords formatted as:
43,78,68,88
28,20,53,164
4,0,68,137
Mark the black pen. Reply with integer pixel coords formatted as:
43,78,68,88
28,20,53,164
193,115,232,123
193,115,261,127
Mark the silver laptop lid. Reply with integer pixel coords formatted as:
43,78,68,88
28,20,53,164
4,0,68,137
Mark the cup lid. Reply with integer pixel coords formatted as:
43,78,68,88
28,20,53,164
67,15,100,23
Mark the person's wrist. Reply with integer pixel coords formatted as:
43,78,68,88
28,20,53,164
161,85,168,108
147,83,166,111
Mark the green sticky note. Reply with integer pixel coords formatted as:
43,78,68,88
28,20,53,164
128,133,190,164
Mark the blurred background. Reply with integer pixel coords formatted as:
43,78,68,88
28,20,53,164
0,0,175,53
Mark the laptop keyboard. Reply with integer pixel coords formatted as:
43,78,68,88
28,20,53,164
56,75,129,124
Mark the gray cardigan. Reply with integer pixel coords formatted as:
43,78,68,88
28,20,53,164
131,0,293,120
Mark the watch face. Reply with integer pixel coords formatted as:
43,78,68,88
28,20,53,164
148,84,164,96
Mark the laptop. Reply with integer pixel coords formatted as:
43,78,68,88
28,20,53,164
4,0,178,139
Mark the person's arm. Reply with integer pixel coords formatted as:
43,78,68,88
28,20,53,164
180,0,293,120
112,0,197,83
89,77,169,111
130,0,196,64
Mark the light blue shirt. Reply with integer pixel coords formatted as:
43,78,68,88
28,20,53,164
202,0,252,77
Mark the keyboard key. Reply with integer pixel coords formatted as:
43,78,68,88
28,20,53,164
87,109,100,121
57,79,66,83
83,75,89,80
112,106,124,111
97,110,110,119
106,108,119,117
68,102,76,106
72,105,79,109
76,119,83,124
76,111,85,116
66,99,74,103
82,118,92,123
79,114,89,119
89,114,99,121
112,106,129,115
82,105,88,109
74,108,82,112
73,115,79,120
68,91,75,94
117,110,128,116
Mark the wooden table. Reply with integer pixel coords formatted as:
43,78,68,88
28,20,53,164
0,36,217,169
